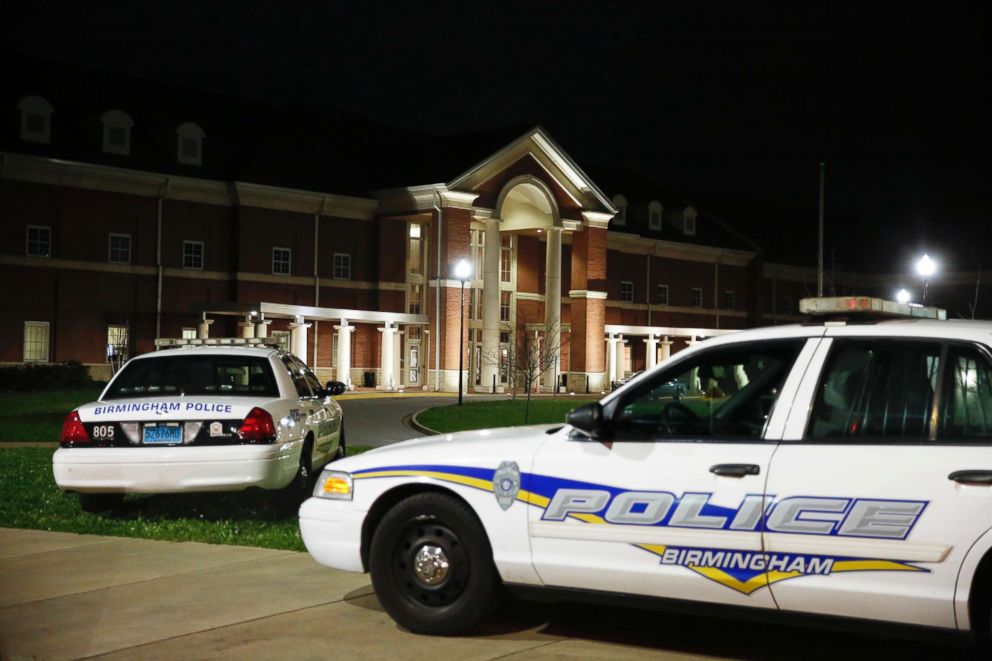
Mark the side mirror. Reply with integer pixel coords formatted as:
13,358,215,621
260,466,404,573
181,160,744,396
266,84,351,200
325,381,347,396
567,402,604,439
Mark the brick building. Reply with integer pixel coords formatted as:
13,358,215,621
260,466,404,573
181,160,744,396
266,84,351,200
8,60,957,391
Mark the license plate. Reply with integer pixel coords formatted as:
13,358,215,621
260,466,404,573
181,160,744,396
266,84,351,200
143,425,183,444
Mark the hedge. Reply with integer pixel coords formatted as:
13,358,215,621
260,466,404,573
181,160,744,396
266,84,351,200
0,361,97,391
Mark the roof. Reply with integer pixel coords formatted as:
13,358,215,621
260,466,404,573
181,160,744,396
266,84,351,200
137,345,282,359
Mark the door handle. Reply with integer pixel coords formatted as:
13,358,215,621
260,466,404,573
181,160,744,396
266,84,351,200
949,470,992,486
710,463,760,477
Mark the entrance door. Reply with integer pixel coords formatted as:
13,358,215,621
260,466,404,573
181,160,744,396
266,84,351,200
407,344,420,386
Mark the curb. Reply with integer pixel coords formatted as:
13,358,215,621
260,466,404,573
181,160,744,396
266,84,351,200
408,407,441,436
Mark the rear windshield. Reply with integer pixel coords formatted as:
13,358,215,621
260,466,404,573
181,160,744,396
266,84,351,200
104,355,279,399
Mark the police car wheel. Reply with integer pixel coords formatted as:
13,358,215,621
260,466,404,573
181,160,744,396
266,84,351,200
279,437,313,509
79,493,124,513
369,492,498,635
333,425,346,461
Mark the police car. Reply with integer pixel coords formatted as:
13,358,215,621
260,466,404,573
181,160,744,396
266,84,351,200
54,339,347,513
300,297,992,640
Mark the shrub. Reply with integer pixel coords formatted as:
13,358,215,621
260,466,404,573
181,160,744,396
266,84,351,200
0,361,96,391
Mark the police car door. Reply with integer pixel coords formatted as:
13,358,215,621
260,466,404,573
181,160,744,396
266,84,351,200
529,333,818,608
764,331,992,630
281,355,319,446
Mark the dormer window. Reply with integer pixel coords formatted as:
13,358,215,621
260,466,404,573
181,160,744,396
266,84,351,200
101,110,134,155
649,201,663,231
176,122,205,166
18,96,53,144
612,195,628,226
683,207,697,236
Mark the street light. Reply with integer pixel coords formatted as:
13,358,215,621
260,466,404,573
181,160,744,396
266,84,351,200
453,259,473,405
916,254,937,305
895,289,911,304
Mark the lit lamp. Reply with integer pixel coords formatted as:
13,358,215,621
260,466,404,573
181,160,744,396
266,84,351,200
916,254,937,305
895,289,911,304
453,259,473,405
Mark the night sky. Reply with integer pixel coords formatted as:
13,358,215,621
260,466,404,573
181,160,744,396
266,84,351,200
3,1,990,274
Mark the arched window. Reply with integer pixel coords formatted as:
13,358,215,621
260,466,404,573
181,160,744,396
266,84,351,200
101,110,134,155
176,122,205,165
683,206,697,236
17,96,54,144
649,200,663,231
612,194,628,226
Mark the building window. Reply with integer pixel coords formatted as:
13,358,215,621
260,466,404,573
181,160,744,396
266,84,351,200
649,201,663,231
273,247,292,275
408,223,423,275
107,324,129,363
176,122,205,166
500,291,512,322
101,110,134,156
333,253,351,280
183,240,204,269
26,225,51,257
181,328,197,339
18,96,53,144
408,284,422,315
470,288,482,321
23,321,50,362
620,281,634,302
684,208,697,236
692,287,704,307
331,333,339,367
108,233,131,264
470,229,485,281
722,290,735,309
500,235,512,282
612,194,628,226
656,284,669,305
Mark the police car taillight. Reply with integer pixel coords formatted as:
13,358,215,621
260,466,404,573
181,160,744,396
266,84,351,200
238,407,276,443
60,411,90,446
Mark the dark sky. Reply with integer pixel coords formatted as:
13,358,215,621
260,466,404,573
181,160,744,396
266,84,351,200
2,0,990,273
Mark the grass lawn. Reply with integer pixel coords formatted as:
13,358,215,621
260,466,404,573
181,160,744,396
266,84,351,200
0,445,369,552
417,396,598,433
0,388,104,442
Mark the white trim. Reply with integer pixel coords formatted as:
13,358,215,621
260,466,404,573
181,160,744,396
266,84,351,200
606,301,747,319
604,323,738,338
607,231,755,265
581,211,613,229
438,190,480,209
568,289,608,300
100,110,134,156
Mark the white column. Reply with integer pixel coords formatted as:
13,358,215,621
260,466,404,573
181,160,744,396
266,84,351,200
334,319,355,388
393,331,403,388
239,316,255,339
480,218,501,392
289,317,310,364
254,318,271,340
378,321,395,390
644,333,658,371
614,335,626,383
660,336,673,362
542,227,563,391
196,319,214,339
606,333,618,387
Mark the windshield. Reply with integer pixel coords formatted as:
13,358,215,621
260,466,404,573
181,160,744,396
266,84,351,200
104,355,279,399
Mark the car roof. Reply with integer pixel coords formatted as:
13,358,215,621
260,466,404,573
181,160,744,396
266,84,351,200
129,346,283,361
700,318,992,349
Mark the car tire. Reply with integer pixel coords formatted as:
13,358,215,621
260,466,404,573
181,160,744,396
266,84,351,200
279,436,314,511
333,424,346,460
79,493,124,513
369,492,499,635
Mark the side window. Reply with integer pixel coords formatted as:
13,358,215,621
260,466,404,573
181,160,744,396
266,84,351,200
281,356,312,398
940,346,992,441
808,341,941,440
613,340,804,440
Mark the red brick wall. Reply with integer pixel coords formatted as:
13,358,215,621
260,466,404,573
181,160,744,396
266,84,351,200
516,236,541,293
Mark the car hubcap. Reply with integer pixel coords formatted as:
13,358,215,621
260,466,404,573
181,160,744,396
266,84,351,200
413,544,449,585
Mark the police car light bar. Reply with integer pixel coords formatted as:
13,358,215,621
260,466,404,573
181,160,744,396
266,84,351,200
154,337,283,348
799,297,946,320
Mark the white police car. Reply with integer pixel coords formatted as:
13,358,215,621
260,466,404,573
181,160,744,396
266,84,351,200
300,297,992,640
54,341,346,512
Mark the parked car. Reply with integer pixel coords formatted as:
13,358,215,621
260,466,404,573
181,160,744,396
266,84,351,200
299,298,992,643
54,344,346,512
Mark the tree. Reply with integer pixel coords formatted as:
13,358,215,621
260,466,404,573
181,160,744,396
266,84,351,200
509,315,562,424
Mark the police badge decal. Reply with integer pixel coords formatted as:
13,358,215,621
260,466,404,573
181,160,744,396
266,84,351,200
493,461,521,511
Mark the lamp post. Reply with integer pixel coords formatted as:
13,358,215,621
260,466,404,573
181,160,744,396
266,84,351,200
895,289,911,304
454,259,472,405
916,254,936,305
